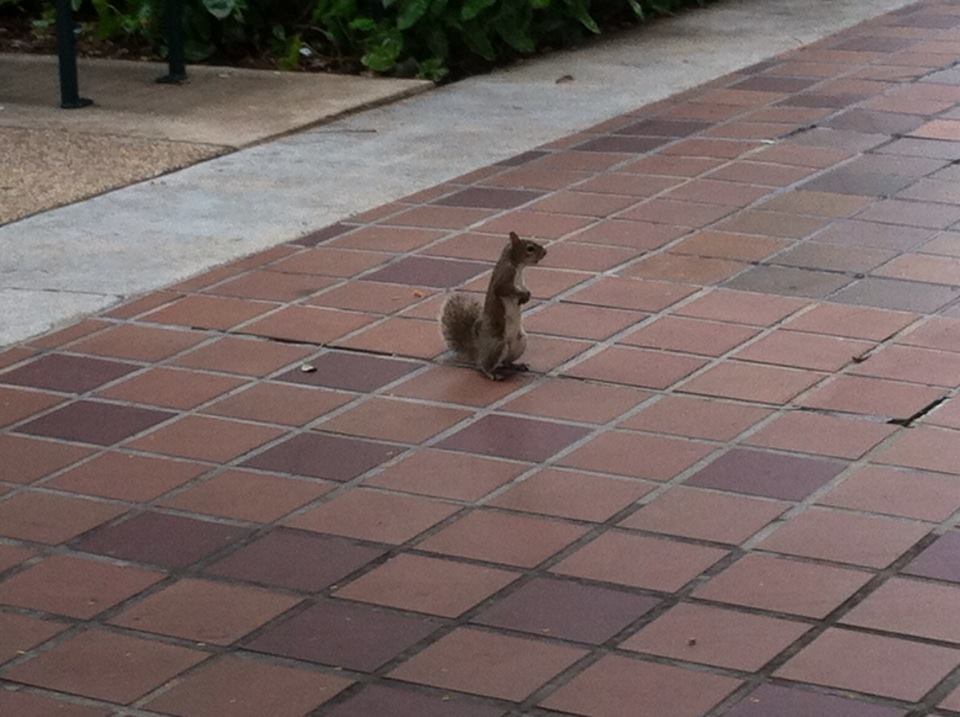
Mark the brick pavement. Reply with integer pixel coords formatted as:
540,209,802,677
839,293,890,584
3,1,960,715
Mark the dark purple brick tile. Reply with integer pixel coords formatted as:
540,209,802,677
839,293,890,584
16,401,174,446
686,448,846,501
433,187,543,209
365,257,489,288
324,684,506,717
437,414,589,462
74,512,249,568
824,110,925,135
472,577,659,644
903,531,960,584
242,432,400,481
245,600,439,671
496,150,549,167
801,170,915,197
731,76,819,93
291,223,353,247
615,119,712,137
780,94,866,110
575,136,669,153
832,278,960,313
726,684,906,717
274,351,420,392
207,528,385,591
724,266,852,299
0,354,137,393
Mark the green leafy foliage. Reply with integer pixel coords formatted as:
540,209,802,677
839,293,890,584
4,0,711,79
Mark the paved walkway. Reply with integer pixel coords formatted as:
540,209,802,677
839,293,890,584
3,0,960,715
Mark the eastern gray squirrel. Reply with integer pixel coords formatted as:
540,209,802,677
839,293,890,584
440,232,547,380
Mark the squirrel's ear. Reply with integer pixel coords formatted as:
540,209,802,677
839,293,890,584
509,231,521,246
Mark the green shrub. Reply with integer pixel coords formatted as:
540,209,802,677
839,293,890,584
4,0,707,79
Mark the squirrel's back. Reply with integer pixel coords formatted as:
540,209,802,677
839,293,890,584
440,294,482,360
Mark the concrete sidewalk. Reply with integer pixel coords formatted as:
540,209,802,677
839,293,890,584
2,0,960,715
0,0,913,346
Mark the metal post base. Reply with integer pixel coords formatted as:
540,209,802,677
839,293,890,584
60,97,94,109
155,72,188,84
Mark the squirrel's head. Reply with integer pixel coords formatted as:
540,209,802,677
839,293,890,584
508,232,547,266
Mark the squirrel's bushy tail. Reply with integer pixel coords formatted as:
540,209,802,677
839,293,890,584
440,294,481,360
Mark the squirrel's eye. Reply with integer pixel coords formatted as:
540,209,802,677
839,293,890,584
526,245,535,253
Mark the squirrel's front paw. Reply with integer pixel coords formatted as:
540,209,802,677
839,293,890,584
518,290,532,305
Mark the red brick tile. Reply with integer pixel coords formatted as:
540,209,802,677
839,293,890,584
501,379,649,424
126,415,283,463
553,530,727,591
387,205,495,229
110,577,299,645
673,230,789,261
17,400,174,446
843,576,960,644
746,412,895,459
202,382,351,426
541,655,741,717
619,316,758,356
705,161,817,186
337,317,447,359
389,627,586,701
736,330,873,372
623,252,747,284
799,375,943,418
0,543,37,573
662,138,763,159
143,295,276,330
97,367,245,409
481,166,591,191
0,386,63,429
47,452,207,502
783,303,916,340
27,319,110,350
143,654,352,717
388,365,526,407
925,396,960,430
619,198,737,227
874,426,960,475
621,486,789,544
680,361,823,404
568,219,689,251
329,225,445,252
0,492,124,544
491,468,654,522
1,353,138,394
875,254,960,285
320,397,469,444
898,317,960,353
526,303,641,340
858,199,960,229
574,172,683,196
852,345,960,386
714,210,828,239
694,553,872,618
774,628,959,701
0,554,162,618
910,118,960,140
566,277,697,312
820,464,960,521
69,324,207,361
416,509,586,567
621,602,809,671
335,553,518,617
620,395,771,440
269,247,391,276
758,190,872,218
664,179,771,207
751,142,853,167
366,449,524,501
0,612,67,666
559,430,714,481
565,346,706,389
285,488,458,544
528,191,638,217
160,469,332,522
524,335,592,372
474,210,594,239
2,628,206,704
240,305,375,345
941,684,960,713
422,232,507,261
620,154,724,176
0,346,35,372
205,270,336,302
173,336,313,376
675,289,808,325
759,508,930,568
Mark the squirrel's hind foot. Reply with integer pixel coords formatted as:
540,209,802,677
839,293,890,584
502,362,529,372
